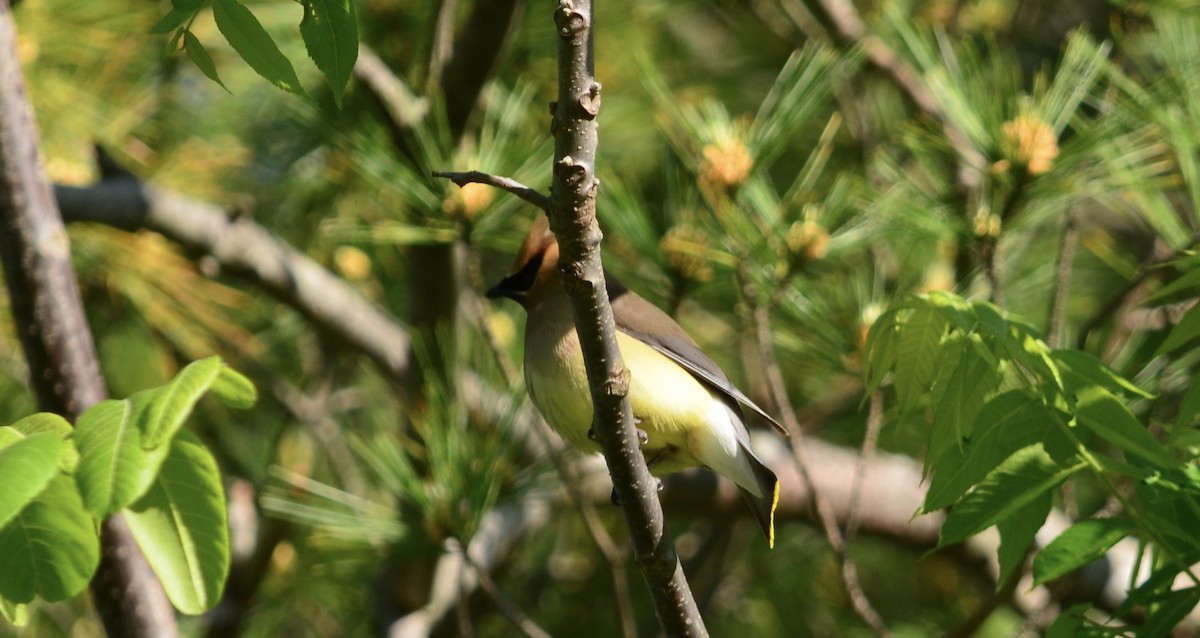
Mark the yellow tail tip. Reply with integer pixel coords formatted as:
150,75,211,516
768,480,780,549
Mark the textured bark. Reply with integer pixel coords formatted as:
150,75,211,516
0,4,176,636
547,0,706,634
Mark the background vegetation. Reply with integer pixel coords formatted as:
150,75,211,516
4,0,1200,636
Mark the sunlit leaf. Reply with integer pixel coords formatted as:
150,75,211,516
213,0,307,96
0,432,62,530
141,356,223,449
0,476,99,603
1075,386,1175,468
208,364,258,409
125,431,229,615
939,444,1082,547
74,396,168,517
299,0,358,107
1033,518,1136,586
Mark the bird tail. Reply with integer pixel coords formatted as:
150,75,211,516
739,450,779,548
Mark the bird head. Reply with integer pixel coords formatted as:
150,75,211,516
486,216,562,309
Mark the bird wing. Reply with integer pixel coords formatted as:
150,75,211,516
608,281,789,438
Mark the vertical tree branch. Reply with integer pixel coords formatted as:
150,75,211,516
547,0,706,634
0,3,176,636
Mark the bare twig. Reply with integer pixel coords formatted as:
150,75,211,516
433,170,551,211
54,176,412,384
461,551,554,638
748,298,892,638
0,6,177,637
847,390,884,540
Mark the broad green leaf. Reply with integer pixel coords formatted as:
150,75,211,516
1075,386,1175,468
1172,374,1200,442
125,430,229,615
299,0,358,107
1146,266,1200,306
939,444,1082,547
141,356,223,449
1141,587,1200,638
184,31,229,92
0,476,99,603
0,427,19,449
924,391,1064,511
996,491,1052,586
10,413,77,473
208,364,258,409
0,433,62,530
150,8,193,35
1052,349,1153,399
0,598,26,626
1032,518,1136,586
928,334,1000,469
1045,604,1089,638
863,309,899,397
1156,302,1200,356
213,0,307,96
74,396,169,517
894,305,946,410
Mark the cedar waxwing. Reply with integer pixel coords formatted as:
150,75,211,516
487,217,783,547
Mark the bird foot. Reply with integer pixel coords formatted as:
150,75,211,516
587,422,649,446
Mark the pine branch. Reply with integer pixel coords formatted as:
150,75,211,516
0,4,176,636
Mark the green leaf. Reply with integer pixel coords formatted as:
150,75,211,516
1045,604,1090,638
0,476,100,603
1172,374,1200,437
1156,302,1200,356
74,396,169,517
208,364,258,409
142,356,223,449
996,491,1052,586
924,391,1065,512
150,8,194,35
0,433,62,530
299,0,358,107
183,30,229,92
10,413,78,473
939,444,1082,547
213,0,307,96
927,334,1001,469
0,597,26,626
894,305,947,410
1075,386,1175,468
125,430,230,615
1032,518,1136,586
1146,265,1200,306
1052,349,1153,399
1142,587,1200,638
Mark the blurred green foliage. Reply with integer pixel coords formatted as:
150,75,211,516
6,0,1200,635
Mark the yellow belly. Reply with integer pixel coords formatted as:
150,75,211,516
525,326,714,473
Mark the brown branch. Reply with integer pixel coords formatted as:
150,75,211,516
355,45,429,130
440,0,525,138
547,0,705,634
0,4,176,636
462,551,554,638
433,170,551,211
53,176,412,384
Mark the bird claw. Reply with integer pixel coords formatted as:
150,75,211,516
588,428,597,441
610,487,621,506
589,423,648,446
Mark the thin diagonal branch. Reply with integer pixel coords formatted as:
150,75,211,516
54,175,411,384
748,298,892,638
433,170,551,211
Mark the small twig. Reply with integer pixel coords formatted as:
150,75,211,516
433,170,552,212
981,237,1004,307
1046,209,1080,349
355,45,429,130
427,0,458,87
847,390,884,540
462,550,554,638
747,290,892,638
